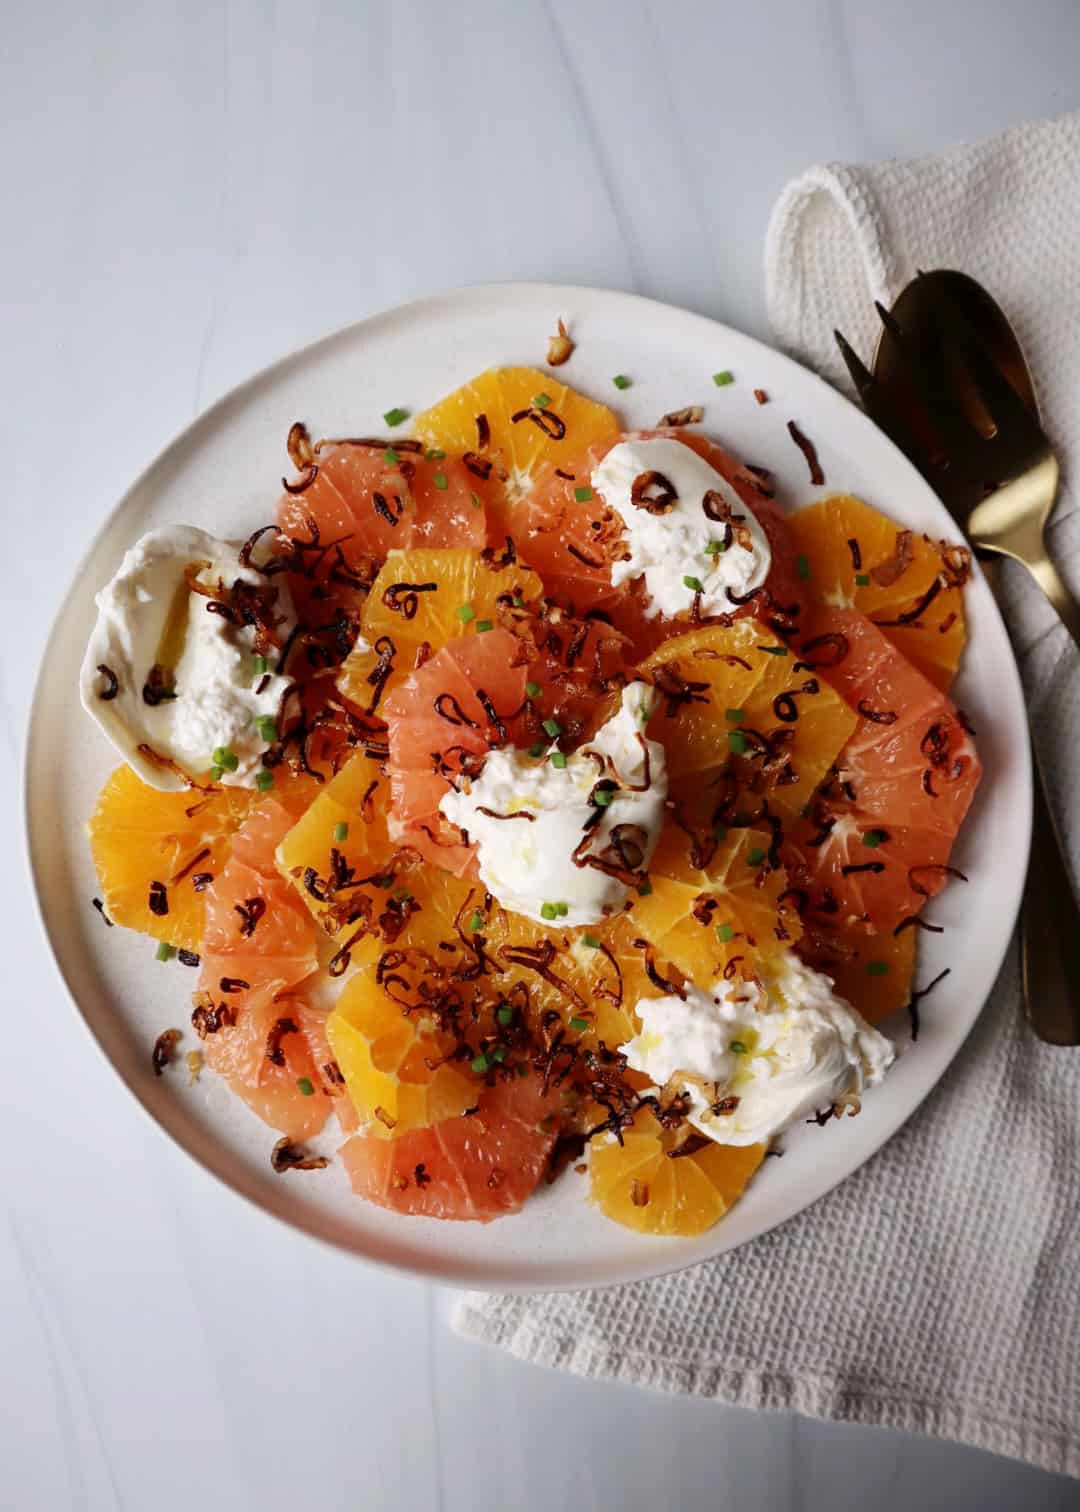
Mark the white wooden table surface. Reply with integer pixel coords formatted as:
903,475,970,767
4,3,1078,1508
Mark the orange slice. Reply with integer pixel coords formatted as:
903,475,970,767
89,766,258,953
337,547,545,709
633,824,802,983
641,622,858,822
412,367,619,517
797,920,916,1027
589,1108,765,1235
787,494,968,689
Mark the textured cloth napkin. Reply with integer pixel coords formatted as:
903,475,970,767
455,113,1080,1478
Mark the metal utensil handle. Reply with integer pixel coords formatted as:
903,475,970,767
1021,738,1080,1045
1021,550,1080,654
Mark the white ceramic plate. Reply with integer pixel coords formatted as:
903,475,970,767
26,283,1031,1291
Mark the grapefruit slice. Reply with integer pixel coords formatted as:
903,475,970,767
783,607,981,932
382,626,529,872
196,799,332,1140
589,1107,765,1235
337,547,545,710
412,366,620,517
788,494,969,689
640,621,858,823
340,1071,561,1221
277,445,492,616
519,430,804,657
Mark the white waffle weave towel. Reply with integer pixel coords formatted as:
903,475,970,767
455,113,1080,1478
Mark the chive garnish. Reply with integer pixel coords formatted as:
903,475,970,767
758,644,788,656
796,554,810,580
296,1077,315,1096
612,374,632,390
712,370,734,386
383,406,409,427
716,922,735,942
683,575,704,593
855,573,871,587
383,447,399,465
253,654,269,675
582,934,601,949
730,1040,747,1055
496,1004,514,1026
255,770,274,792
475,619,493,633
746,847,766,866
425,447,445,461
728,729,748,755
433,472,448,491
550,752,567,769
155,941,175,961
540,902,558,921
334,821,349,843
574,486,593,502
467,911,484,932
525,681,542,699
534,393,552,408
471,1053,491,1074
569,1017,589,1032
593,789,613,807
255,716,278,744
725,708,744,724
456,603,475,622
542,717,562,738
862,829,887,848
866,960,890,977
528,742,546,758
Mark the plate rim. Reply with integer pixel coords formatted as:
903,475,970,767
23,280,1033,1292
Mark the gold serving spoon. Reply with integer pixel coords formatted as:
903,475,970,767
835,270,1080,1044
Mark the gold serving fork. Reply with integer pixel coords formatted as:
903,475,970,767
835,270,1080,1044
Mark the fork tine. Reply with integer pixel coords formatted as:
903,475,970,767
934,299,1043,440
833,328,876,404
870,299,980,455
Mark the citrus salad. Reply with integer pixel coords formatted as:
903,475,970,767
81,360,980,1235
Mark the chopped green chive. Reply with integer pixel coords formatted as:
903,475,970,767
534,393,552,409
496,1003,514,1026
542,717,562,738
383,447,399,465
525,680,542,699
155,941,175,962
471,1053,491,1074
712,370,734,387
512,594,525,608
253,654,269,675
540,902,558,921
569,1017,590,1032
296,1076,315,1097
528,742,546,758
855,573,871,587
725,707,744,724
333,821,349,843
555,902,569,917
796,553,811,580
209,764,224,782
716,922,735,942
390,886,412,901
758,644,788,656
255,770,274,792
425,447,445,461
550,751,567,769
730,1040,747,1055
683,575,704,593
433,472,448,491
866,960,890,977
706,538,727,555
637,879,653,896
211,745,229,767
612,374,632,390
582,933,601,949
456,603,476,622
518,1062,529,1078
470,491,482,510
712,824,729,842
255,716,278,744
592,789,614,807
862,829,887,848
474,618,493,633
467,911,484,933
746,847,766,866
728,729,748,755
383,406,409,427
490,1045,507,1063
574,485,593,503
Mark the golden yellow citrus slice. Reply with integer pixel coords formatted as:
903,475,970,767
589,1108,766,1235
336,547,545,709
787,494,968,690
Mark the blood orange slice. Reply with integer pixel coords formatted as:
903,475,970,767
340,1071,561,1221
196,799,332,1140
783,607,981,932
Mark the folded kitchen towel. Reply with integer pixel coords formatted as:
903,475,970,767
454,112,1080,1478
